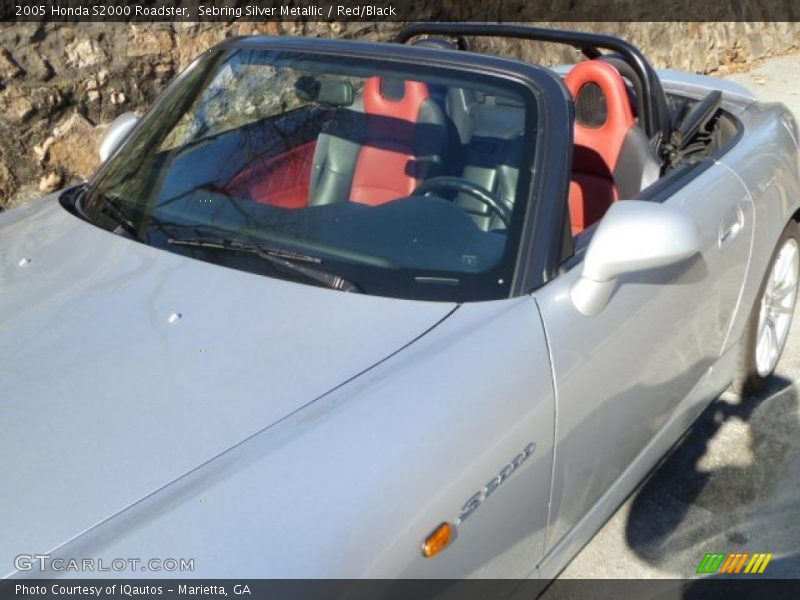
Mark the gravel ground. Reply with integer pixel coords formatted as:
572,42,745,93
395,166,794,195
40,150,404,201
551,54,800,583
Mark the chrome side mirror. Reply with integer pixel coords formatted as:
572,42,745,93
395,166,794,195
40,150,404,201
98,112,139,163
571,200,701,316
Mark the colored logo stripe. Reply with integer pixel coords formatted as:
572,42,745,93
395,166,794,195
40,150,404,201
696,552,773,574
720,553,749,573
744,553,773,574
697,553,726,574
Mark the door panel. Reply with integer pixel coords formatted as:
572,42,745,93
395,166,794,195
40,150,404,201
388,298,555,579
686,162,754,356
535,163,752,551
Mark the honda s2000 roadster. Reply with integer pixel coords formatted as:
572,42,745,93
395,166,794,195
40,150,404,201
2,24,799,584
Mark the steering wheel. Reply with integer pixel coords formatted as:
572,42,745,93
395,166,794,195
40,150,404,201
413,176,511,228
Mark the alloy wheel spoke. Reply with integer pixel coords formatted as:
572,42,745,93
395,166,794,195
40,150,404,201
755,238,798,376
774,250,795,291
769,281,795,301
769,303,794,316
768,317,782,370
757,321,771,361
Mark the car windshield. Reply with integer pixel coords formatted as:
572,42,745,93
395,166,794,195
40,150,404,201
82,45,539,302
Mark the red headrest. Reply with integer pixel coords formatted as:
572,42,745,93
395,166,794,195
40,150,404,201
565,60,635,172
363,77,430,124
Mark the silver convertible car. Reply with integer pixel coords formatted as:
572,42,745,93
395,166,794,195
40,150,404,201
2,24,800,586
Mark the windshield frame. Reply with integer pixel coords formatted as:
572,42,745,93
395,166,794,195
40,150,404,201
82,36,568,302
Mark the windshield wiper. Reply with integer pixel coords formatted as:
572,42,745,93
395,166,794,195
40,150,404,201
90,192,141,240
167,236,361,293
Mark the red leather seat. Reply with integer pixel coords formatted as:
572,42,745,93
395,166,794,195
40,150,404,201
225,141,316,209
565,60,636,236
350,77,439,206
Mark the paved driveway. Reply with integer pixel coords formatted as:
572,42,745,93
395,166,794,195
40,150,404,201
552,54,800,581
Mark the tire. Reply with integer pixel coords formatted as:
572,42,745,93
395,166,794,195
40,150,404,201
732,220,800,397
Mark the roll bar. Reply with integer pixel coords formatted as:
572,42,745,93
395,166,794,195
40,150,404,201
397,23,672,150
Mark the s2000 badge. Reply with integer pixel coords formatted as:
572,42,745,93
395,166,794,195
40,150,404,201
457,442,536,524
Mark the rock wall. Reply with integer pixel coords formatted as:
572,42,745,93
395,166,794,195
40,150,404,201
0,21,798,209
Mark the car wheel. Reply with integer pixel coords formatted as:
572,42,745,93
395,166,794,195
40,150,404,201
733,220,800,397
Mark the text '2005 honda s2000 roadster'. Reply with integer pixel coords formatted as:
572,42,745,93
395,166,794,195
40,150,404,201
2,24,800,586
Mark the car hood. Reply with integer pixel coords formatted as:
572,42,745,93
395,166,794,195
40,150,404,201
0,195,456,577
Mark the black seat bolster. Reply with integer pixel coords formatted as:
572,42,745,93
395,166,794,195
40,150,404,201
411,99,447,181
308,131,362,206
308,108,365,206
454,110,524,231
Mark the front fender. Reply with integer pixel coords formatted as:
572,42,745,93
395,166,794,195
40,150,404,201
27,297,555,579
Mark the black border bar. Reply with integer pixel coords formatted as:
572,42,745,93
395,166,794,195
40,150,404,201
3,0,800,22
2,579,800,600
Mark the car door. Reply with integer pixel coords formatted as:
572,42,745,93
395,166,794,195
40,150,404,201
533,161,753,554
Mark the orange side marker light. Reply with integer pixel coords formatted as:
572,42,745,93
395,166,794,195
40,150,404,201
422,522,454,558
